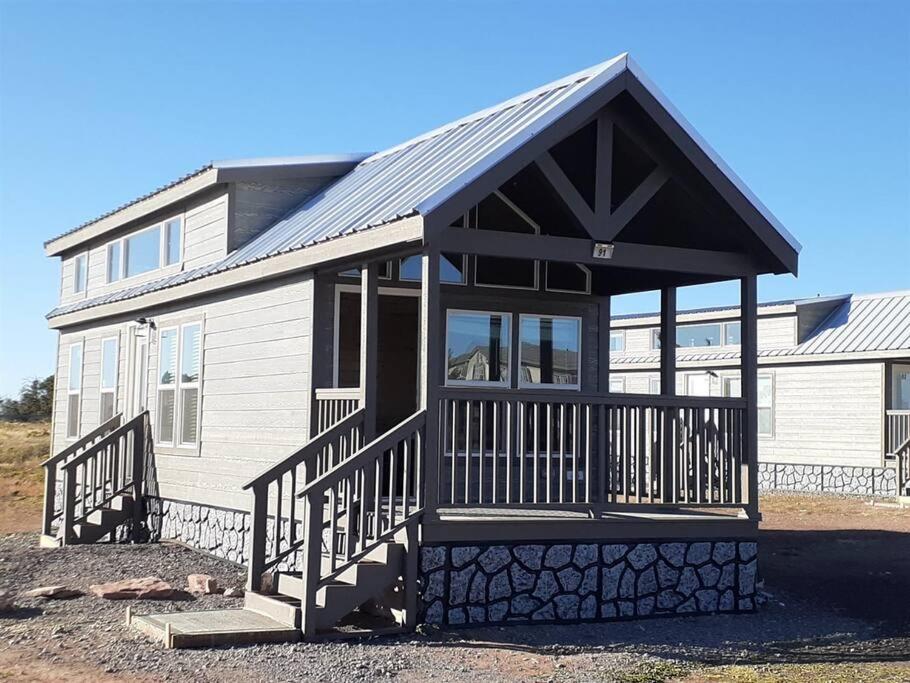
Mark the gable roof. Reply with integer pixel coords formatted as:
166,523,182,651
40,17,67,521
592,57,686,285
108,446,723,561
612,291,910,365
47,53,800,321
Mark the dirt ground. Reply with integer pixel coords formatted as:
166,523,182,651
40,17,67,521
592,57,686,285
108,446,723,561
0,421,48,534
1,449,909,683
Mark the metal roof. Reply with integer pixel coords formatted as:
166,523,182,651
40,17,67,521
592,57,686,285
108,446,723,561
47,53,801,320
612,291,910,365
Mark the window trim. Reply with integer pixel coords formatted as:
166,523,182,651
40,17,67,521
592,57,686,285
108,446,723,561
757,372,774,439
65,341,84,440
99,335,119,423
444,309,513,388
154,319,203,453
72,252,88,294
105,214,184,285
517,313,582,391
156,325,179,447
543,262,591,295
177,322,202,448
609,330,626,354
608,376,626,394
649,320,743,351
106,241,122,284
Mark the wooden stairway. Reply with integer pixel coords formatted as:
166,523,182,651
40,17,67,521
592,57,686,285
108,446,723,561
40,412,148,547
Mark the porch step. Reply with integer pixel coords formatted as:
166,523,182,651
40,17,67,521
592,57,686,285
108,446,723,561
71,494,134,543
244,591,301,628
130,609,300,649
272,542,404,630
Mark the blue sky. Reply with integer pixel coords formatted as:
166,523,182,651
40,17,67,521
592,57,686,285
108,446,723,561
1,0,908,398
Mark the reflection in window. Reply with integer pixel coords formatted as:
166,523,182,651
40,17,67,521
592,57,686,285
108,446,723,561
73,254,87,293
100,337,118,422
165,219,182,266
610,331,625,353
677,324,722,348
520,316,580,388
724,322,741,346
339,262,391,279
446,312,510,384
758,374,774,436
107,242,121,283
399,253,465,283
125,227,161,278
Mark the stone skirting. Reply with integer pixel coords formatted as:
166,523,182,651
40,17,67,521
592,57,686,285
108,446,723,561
150,498,251,565
758,462,896,496
419,540,758,626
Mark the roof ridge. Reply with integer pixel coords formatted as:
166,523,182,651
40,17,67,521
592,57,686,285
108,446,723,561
362,54,628,164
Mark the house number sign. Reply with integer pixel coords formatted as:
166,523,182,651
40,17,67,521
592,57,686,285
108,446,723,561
592,243,615,260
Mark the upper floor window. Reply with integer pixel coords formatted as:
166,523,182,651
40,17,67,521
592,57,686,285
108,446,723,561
446,311,511,386
339,262,391,279
650,321,742,350
399,253,466,284
107,216,182,283
519,315,581,389
609,330,625,353
73,253,87,293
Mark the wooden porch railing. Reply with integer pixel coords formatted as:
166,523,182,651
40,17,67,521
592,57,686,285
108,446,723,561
47,412,149,543
314,388,361,433
41,413,124,537
294,409,425,635
887,410,910,456
438,388,749,510
244,407,365,590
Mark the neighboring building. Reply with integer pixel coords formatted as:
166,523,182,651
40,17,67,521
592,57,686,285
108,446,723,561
610,292,910,496
40,54,803,642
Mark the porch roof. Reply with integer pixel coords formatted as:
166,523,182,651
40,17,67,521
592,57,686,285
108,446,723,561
47,53,800,321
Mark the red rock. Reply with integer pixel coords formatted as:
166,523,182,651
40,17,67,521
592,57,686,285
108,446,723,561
187,574,218,594
21,585,82,599
89,577,180,600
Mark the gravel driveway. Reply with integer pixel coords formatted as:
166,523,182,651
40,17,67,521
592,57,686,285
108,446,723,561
2,495,909,682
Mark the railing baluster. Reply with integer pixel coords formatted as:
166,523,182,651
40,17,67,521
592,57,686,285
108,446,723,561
478,400,485,505
492,401,499,505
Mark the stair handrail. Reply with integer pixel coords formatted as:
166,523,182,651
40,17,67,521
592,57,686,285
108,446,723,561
294,409,426,637
56,411,149,544
246,408,366,591
41,413,123,536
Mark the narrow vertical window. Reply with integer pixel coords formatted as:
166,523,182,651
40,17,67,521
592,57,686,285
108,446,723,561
107,242,122,283
157,328,178,444
66,343,83,438
609,331,625,353
100,337,119,422
758,374,774,436
445,311,511,385
178,324,201,446
73,254,87,293
164,219,182,266
519,315,580,388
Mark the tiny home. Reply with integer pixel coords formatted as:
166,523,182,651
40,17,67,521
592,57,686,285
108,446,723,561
41,54,802,638
609,292,910,497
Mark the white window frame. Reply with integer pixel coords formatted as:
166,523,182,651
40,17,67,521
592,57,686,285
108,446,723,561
684,372,713,397
650,320,743,351
99,335,119,423
518,314,582,391
648,377,661,395
72,252,88,294
155,320,203,452
723,375,742,398
609,330,626,354
473,191,540,292
758,372,774,438
105,214,184,284
543,262,591,295
66,341,84,439
106,241,122,284
609,376,625,394
398,253,467,285
723,321,742,347
445,309,513,388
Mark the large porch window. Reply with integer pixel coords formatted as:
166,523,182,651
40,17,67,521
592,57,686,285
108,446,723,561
445,311,511,386
519,315,581,389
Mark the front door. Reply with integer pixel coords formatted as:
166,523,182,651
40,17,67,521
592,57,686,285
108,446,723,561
336,290,420,433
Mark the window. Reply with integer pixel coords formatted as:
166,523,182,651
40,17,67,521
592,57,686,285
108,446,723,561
650,328,662,350
107,242,121,283
609,331,625,353
650,322,742,350
106,216,182,282
724,322,741,346
100,337,118,423
609,377,625,393
474,193,538,290
399,253,466,284
339,262,391,279
475,255,537,290
648,377,661,395
519,315,581,388
723,376,742,398
125,226,161,278
893,365,910,410
685,373,712,397
164,219,182,266
544,262,590,294
758,374,774,436
156,322,201,448
66,343,83,438
446,311,511,385
73,254,87,293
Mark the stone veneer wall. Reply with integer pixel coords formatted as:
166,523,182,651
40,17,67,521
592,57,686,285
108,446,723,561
151,498,251,565
758,463,896,496
419,540,757,626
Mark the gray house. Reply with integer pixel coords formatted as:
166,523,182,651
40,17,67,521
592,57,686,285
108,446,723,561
609,291,910,496
41,54,803,641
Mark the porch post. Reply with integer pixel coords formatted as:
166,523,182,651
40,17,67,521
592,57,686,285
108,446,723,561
740,276,759,517
598,297,611,392
660,287,676,502
420,247,441,519
360,263,379,442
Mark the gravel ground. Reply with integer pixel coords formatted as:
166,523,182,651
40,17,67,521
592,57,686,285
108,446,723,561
2,521,908,683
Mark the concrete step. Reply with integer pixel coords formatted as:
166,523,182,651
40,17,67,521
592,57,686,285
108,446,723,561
244,591,301,628
130,608,300,649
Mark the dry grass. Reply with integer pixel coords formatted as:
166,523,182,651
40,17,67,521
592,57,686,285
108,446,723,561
0,420,49,533
679,661,910,683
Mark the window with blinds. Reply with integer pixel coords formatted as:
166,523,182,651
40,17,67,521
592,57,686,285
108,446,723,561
156,322,201,449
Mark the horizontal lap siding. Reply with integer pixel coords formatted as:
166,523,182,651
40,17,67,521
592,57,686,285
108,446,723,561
183,194,228,269
760,362,883,467
147,276,314,510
